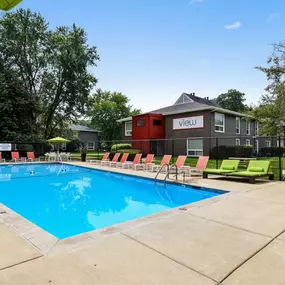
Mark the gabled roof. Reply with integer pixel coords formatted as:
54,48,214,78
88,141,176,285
117,92,251,122
70,124,100,133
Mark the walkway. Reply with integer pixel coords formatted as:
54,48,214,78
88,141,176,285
0,162,284,284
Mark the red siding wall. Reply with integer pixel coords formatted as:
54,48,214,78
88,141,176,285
132,113,165,153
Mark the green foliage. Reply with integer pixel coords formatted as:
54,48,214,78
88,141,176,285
66,139,82,152
111,143,132,151
0,9,99,140
211,145,253,159
0,59,37,141
89,89,141,141
259,147,285,157
255,43,285,135
216,89,248,112
119,149,140,154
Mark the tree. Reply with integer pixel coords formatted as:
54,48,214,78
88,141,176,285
89,89,141,141
0,59,37,141
215,89,248,112
0,9,99,139
254,42,285,135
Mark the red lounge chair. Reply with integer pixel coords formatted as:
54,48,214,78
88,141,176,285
175,155,187,168
149,155,172,172
89,152,110,165
122,153,142,169
111,153,129,168
166,155,187,177
11,151,21,162
182,156,209,176
27,152,40,162
0,152,5,162
133,154,155,171
102,153,120,167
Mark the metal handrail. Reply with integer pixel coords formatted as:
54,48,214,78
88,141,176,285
163,164,178,188
154,163,170,185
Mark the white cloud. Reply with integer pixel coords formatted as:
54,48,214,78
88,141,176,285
224,21,241,30
267,13,279,23
189,0,203,5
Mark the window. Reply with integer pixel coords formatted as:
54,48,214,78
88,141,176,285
236,117,240,134
174,94,194,105
255,140,259,153
246,139,251,146
125,121,132,136
136,119,145,127
246,121,251,135
255,122,259,136
215,113,225,133
87,141,95,150
187,139,203,157
153,119,162,126
277,140,284,147
265,140,271,147
236,139,240,146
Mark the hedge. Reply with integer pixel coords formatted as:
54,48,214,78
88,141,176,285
259,147,285,157
211,145,253,159
109,150,142,162
66,139,82,152
111,143,132,151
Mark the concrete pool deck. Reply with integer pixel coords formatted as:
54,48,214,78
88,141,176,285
0,161,285,284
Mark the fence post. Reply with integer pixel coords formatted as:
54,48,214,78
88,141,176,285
172,139,175,164
216,137,219,169
279,136,282,181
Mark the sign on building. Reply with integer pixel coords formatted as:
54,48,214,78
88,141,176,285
173,115,204,130
0,143,12,151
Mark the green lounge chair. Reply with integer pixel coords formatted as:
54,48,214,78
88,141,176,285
203,160,240,178
230,160,274,184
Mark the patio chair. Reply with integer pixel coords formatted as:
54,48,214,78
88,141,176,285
101,153,120,167
230,160,273,184
10,152,25,162
148,155,172,172
182,156,209,176
45,152,57,161
27,152,40,162
132,154,155,171
66,152,71,161
203,160,240,178
89,152,110,165
111,153,129,168
122,153,142,169
0,152,5,162
167,155,187,175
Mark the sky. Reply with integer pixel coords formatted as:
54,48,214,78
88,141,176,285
16,0,285,112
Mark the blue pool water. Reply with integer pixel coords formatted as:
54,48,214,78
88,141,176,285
0,163,225,239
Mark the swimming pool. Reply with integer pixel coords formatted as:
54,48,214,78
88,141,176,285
0,163,225,239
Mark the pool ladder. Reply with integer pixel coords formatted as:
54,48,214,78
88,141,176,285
154,164,180,188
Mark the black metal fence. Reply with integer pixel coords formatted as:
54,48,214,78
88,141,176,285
1,135,284,180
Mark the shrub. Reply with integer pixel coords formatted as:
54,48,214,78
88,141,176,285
16,144,35,152
66,139,82,152
15,144,35,158
211,145,253,159
109,150,141,161
111,143,132,151
259,147,285,157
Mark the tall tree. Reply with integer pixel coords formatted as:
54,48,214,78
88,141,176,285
89,89,141,141
254,42,285,135
216,89,248,112
0,59,37,141
0,9,99,139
